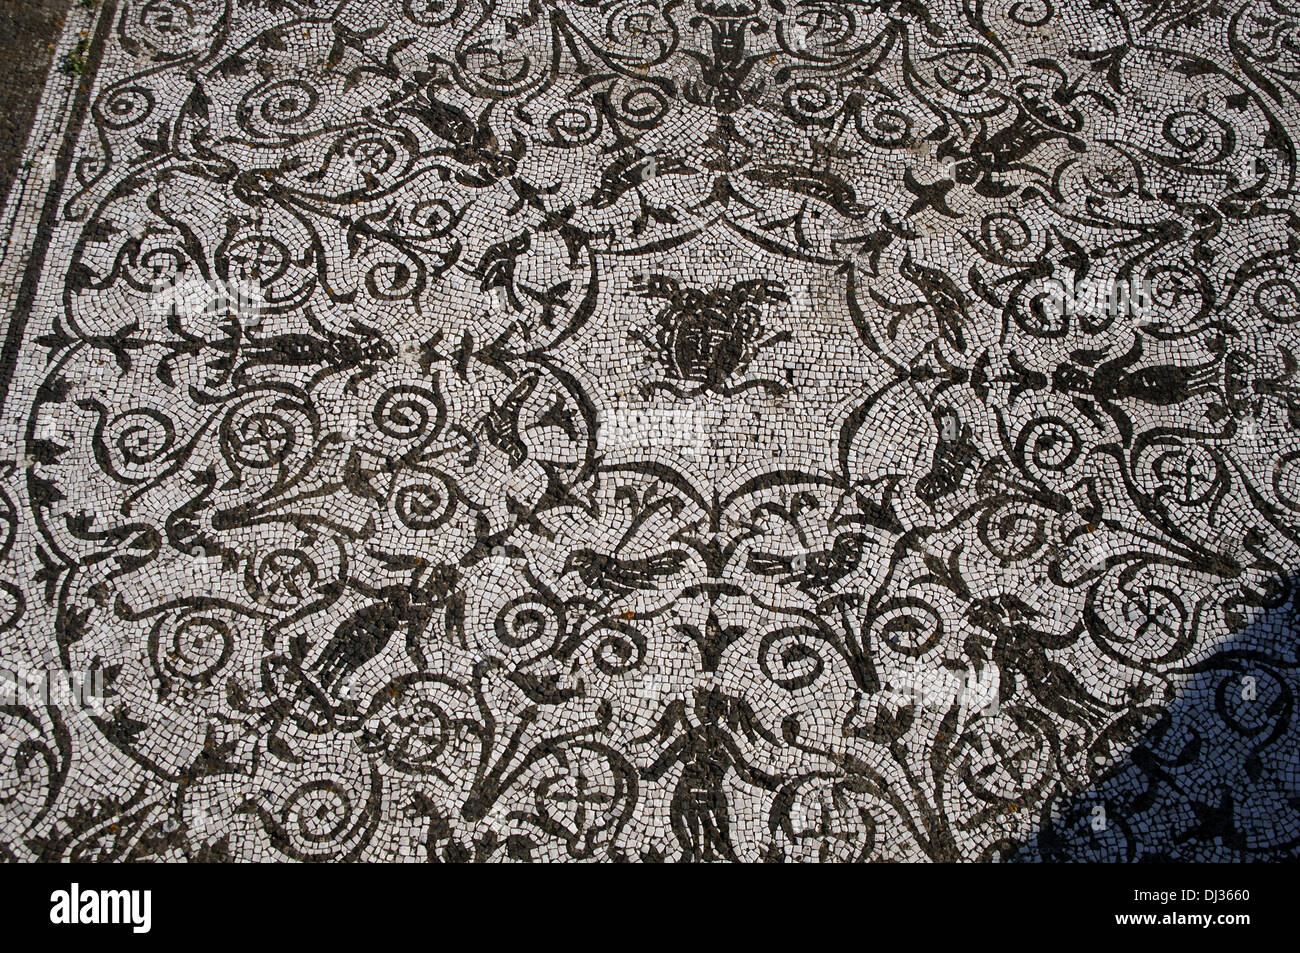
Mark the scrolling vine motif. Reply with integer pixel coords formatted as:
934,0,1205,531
1,0,1298,861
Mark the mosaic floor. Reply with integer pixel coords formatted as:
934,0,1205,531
1,0,1299,862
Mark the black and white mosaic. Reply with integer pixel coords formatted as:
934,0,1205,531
1,0,1299,862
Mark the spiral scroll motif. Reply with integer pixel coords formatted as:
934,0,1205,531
1,0,1298,861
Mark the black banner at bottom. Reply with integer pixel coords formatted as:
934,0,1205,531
0,862,1277,943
